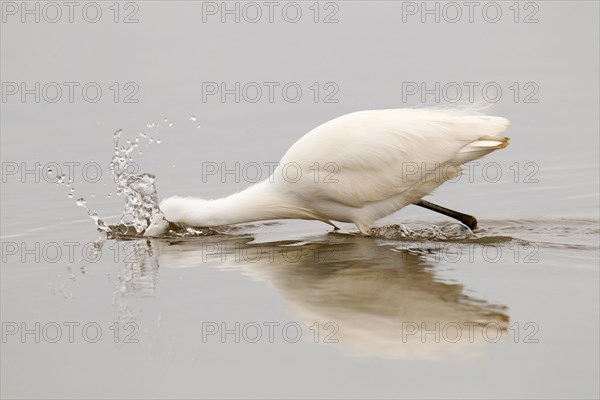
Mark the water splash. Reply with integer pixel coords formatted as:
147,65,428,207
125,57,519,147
109,128,164,235
75,196,110,233
105,127,219,238
53,118,227,238
369,223,475,241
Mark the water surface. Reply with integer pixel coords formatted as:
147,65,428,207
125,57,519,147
1,1,599,398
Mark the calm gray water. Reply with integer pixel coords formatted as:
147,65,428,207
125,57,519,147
1,1,599,398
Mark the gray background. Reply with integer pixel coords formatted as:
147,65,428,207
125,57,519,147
1,1,599,399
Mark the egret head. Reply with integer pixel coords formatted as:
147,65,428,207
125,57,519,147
159,196,219,227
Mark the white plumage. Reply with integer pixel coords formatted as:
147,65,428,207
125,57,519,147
145,108,510,236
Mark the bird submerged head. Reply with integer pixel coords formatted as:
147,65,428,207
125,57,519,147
143,196,222,236
158,196,221,227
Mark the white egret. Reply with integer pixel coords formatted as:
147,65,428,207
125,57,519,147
145,108,510,236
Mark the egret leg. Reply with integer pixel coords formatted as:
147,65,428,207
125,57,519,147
415,199,478,230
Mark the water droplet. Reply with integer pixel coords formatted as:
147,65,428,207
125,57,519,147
107,192,112,198
196,124,201,129
68,193,73,199
91,193,95,197
47,168,53,174
163,117,168,123
168,123,173,127
156,139,161,144
108,123,167,235
76,198,86,207
189,115,197,121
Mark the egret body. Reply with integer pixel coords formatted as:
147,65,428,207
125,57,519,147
145,109,510,236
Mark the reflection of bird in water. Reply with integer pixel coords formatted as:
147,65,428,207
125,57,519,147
146,109,510,236
144,232,510,360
